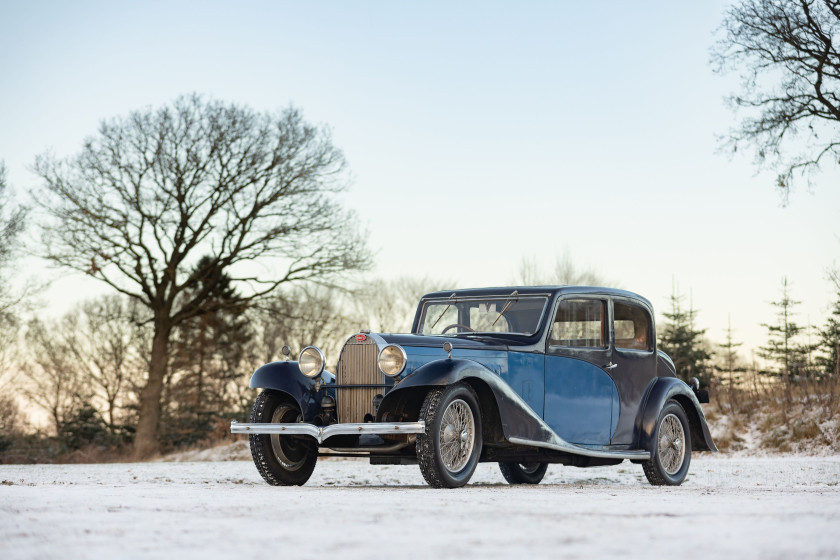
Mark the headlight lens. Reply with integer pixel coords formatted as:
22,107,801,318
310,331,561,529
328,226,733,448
298,346,326,378
378,344,407,377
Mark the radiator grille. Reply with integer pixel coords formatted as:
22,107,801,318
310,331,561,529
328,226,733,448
336,336,382,423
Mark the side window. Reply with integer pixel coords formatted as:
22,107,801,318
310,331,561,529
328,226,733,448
614,301,651,351
550,299,606,349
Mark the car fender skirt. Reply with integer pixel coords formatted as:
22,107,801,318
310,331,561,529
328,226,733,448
248,361,335,422
381,358,650,461
638,377,718,452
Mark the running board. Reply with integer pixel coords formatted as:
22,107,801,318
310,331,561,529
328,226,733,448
508,437,651,460
230,421,425,444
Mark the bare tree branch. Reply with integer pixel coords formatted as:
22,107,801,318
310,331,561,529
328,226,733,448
712,0,840,203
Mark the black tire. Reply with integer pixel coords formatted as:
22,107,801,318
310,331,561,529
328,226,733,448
248,390,318,486
499,462,548,484
642,400,692,486
417,383,483,488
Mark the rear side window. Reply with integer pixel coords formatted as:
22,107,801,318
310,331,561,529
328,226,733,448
550,299,606,349
614,301,651,351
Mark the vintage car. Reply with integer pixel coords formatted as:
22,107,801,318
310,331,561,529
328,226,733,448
231,286,716,488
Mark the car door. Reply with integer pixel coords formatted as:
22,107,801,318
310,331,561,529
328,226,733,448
607,297,657,445
543,296,618,445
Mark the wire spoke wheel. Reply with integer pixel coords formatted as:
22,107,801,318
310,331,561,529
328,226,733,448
439,399,475,473
657,414,686,475
417,383,483,488
642,400,692,486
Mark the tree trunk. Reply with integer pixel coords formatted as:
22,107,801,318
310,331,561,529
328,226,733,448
133,320,171,458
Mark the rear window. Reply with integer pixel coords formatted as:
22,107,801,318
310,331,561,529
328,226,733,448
614,301,651,351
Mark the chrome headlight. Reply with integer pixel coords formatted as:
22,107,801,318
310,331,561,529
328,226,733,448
298,346,326,378
378,344,407,377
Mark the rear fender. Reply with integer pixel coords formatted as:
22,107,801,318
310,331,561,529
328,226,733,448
249,361,335,422
637,377,717,452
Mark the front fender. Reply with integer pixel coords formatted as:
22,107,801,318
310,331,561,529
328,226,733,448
249,361,335,422
380,358,559,445
637,377,717,452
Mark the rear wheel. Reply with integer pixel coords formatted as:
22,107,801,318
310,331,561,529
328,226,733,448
642,400,691,486
248,390,318,486
499,462,548,484
417,383,483,488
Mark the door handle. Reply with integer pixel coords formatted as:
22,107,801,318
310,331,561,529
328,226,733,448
605,362,617,370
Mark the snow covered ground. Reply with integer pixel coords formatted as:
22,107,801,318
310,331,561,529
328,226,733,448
2,454,839,560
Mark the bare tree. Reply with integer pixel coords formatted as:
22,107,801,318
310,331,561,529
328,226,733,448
24,319,90,435
352,276,452,334
34,95,371,456
0,311,24,452
254,285,357,368
0,161,27,315
712,1,840,201
514,250,613,287
70,296,148,428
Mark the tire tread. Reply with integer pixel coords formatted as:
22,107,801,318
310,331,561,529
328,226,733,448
641,400,691,486
416,383,482,489
248,390,317,486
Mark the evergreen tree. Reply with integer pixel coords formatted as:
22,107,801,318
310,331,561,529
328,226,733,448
658,286,713,386
717,315,745,388
758,277,811,379
164,257,253,448
818,273,840,377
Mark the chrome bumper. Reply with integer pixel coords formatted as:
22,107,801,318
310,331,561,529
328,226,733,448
230,421,426,444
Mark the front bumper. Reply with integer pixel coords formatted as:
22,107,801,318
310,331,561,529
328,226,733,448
230,421,426,444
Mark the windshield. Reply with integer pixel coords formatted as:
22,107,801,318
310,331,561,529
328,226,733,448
416,295,549,336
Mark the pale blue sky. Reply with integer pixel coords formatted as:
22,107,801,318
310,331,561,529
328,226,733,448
1,1,838,357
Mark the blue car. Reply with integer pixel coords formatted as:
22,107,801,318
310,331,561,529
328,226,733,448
231,286,716,488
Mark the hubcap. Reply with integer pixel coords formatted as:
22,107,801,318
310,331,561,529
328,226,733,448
519,463,541,475
658,413,686,475
439,399,475,473
270,406,308,471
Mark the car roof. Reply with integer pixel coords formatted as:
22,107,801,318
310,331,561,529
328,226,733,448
419,286,653,309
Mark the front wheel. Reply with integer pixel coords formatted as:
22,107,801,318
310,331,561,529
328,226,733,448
417,383,483,488
499,462,548,484
248,390,318,486
642,400,692,486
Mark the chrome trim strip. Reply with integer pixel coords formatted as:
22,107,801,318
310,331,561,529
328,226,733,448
507,437,651,460
230,421,426,444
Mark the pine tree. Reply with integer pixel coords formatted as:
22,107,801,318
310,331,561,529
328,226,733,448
715,315,746,412
658,286,713,387
717,315,745,387
758,277,810,379
818,274,840,378
164,257,253,448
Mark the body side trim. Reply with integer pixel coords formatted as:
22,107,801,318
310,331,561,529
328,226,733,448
507,437,650,460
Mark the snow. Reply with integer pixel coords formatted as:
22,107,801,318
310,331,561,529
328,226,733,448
2,454,839,560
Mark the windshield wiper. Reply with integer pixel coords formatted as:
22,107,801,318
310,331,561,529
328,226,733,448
491,290,519,327
430,293,457,329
